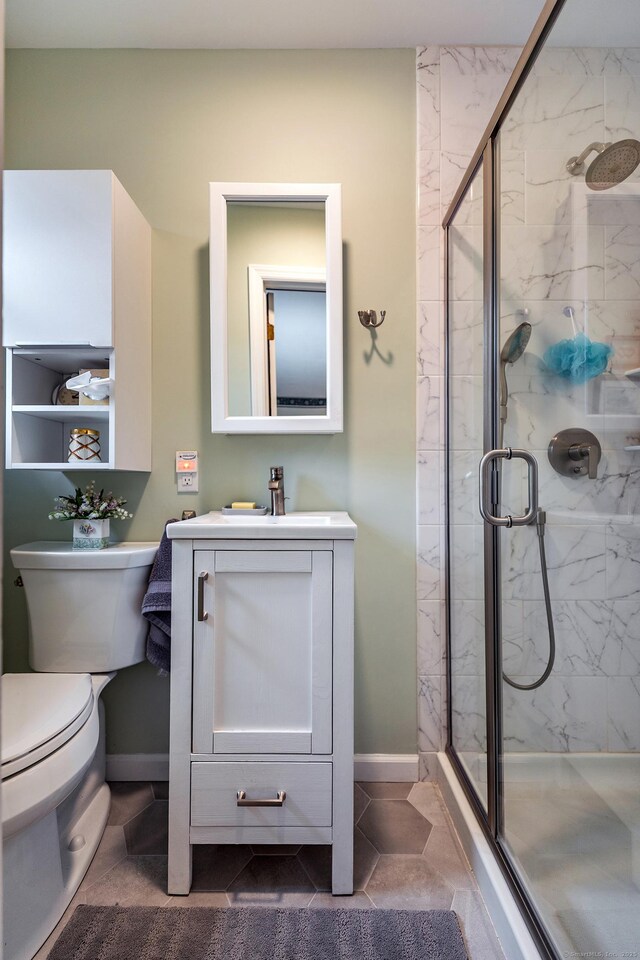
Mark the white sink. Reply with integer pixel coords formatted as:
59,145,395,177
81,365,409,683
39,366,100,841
221,514,330,525
167,511,357,541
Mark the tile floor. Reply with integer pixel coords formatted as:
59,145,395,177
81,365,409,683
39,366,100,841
35,781,505,960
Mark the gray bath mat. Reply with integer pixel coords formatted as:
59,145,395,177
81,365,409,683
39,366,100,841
47,905,469,959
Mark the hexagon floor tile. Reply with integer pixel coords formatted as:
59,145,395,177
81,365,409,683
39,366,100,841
365,854,455,911
123,800,169,855
358,798,433,854
35,780,504,960
227,855,315,907
359,781,413,800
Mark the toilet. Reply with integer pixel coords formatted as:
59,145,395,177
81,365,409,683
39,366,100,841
3,540,157,960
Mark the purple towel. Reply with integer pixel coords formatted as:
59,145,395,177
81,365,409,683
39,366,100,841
143,520,178,672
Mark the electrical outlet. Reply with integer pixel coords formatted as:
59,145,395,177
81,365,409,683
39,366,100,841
177,473,198,493
176,449,199,493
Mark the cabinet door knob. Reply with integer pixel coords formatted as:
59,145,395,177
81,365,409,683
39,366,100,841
197,571,209,621
236,790,286,807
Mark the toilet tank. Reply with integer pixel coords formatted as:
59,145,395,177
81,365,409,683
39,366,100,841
10,542,158,672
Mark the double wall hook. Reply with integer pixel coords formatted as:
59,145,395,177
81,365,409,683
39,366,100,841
358,309,386,328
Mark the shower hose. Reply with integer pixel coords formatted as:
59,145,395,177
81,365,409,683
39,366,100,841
502,507,556,691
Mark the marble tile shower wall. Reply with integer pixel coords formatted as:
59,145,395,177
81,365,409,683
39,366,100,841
417,45,640,776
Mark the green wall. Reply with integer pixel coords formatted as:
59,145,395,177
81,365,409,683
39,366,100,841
4,49,417,757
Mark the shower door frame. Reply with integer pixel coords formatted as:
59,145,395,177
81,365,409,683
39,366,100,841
443,1,570,958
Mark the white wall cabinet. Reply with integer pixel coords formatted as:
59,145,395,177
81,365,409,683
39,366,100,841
167,512,356,896
4,170,152,470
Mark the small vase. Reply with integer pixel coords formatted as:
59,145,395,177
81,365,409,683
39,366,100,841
72,518,110,549
68,427,101,462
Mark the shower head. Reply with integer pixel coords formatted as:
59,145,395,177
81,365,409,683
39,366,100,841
566,139,640,190
587,140,640,189
500,321,532,365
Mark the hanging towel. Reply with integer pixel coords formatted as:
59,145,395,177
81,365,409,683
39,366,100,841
143,519,178,673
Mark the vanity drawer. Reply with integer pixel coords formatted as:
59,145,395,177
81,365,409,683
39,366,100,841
190,761,332,828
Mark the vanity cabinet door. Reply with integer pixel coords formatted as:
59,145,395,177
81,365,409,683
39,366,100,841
192,549,333,755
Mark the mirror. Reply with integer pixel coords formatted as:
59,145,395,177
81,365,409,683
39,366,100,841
210,183,343,433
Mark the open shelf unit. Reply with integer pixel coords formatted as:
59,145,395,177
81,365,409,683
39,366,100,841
7,347,114,469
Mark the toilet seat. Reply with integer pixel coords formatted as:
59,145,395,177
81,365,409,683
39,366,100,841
1,673,94,779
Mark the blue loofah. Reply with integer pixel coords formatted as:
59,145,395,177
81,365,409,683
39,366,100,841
543,332,614,384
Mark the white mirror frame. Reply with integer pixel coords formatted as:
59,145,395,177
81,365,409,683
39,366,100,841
210,182,343,434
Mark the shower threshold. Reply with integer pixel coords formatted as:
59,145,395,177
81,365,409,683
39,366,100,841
441,751,640,960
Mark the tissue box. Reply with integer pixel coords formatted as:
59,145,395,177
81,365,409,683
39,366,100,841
79,369,109,406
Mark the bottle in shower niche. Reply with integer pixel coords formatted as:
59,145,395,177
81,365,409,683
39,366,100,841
68,427,101,462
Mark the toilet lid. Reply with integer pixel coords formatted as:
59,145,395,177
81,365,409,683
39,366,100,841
1,673,94,773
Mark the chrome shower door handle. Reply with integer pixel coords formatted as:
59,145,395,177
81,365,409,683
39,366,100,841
479,448,538,527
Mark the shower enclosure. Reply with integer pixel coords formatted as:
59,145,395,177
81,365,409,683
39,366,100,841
444,0,640,956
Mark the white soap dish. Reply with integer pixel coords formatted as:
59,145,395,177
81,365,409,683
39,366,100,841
222,505,269,516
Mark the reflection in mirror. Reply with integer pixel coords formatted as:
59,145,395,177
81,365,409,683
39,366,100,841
269,288,327,416
210,184,342,434
227,201,326,417
247,265,327,416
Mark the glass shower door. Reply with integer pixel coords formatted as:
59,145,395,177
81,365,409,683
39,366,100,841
495,11,640,948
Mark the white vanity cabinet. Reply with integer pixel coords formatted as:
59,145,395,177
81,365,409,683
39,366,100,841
167,512,356,896
4,170,151,470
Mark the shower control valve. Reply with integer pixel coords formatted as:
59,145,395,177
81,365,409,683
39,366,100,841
548,428,601,480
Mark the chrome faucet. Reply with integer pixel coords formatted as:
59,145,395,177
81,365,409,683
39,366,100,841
268,466,286,516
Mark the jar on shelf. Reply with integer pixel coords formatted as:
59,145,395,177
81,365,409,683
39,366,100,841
68,428,101,462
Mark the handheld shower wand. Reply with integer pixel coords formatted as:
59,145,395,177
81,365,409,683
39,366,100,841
498,319,555,691
499,320,531,448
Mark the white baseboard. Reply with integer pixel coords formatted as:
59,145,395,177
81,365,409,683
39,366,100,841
107,752,419,783
106,753,169,782
353,754,419,781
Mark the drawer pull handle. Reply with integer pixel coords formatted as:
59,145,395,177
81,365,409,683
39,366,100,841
197,571,208,622
236,789,286,807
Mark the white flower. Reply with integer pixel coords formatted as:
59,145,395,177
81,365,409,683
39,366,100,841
49,481,132,521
